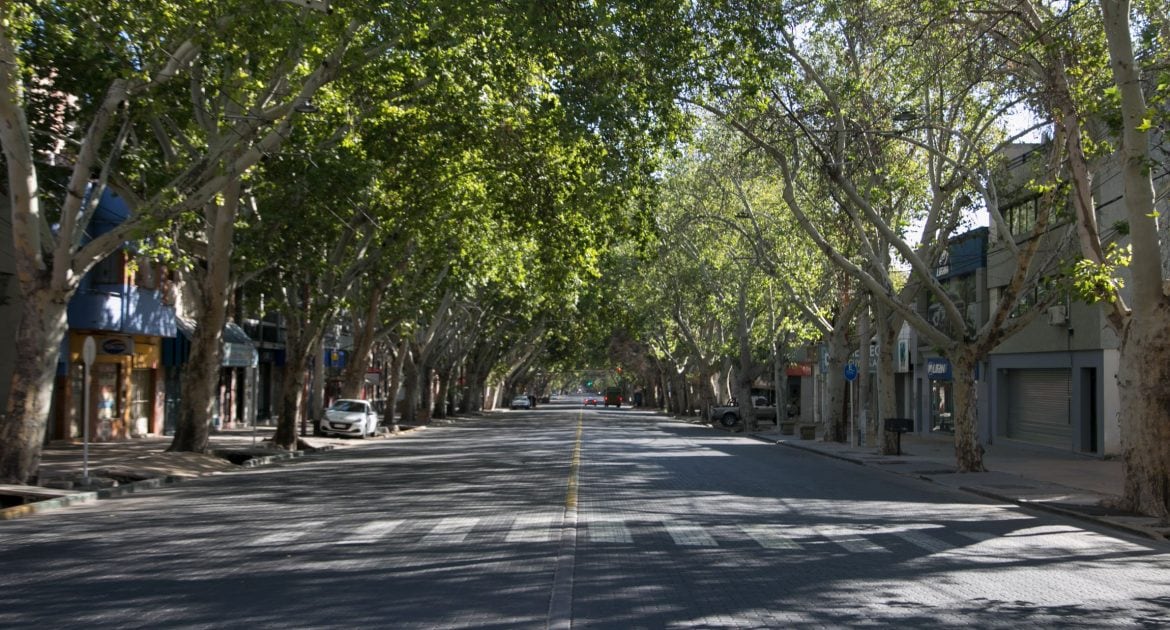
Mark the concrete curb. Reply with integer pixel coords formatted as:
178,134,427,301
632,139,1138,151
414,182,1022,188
2,425,433,521
0,490,101,520
0,444,337,522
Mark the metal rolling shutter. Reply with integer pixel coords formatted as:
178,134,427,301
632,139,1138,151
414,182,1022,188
1006,368,1071,448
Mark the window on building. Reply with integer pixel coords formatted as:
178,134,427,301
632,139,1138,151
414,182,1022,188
91,250,125,286
1003,197,1039,237
133,258,157,290
130,368,154,432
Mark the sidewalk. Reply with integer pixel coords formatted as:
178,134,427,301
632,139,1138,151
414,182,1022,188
751,427,1170,541
0,424,422,520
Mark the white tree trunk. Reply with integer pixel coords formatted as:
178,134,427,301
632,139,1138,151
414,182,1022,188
1099,0,1170,517
169,184,239,453
0,290,69,483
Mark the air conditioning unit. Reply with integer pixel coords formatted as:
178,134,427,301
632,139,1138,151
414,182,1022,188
1046,305,1067,326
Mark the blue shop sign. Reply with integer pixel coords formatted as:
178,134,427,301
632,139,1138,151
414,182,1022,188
927,358,952,381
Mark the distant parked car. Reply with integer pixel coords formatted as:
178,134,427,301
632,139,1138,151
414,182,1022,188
604,387,623,408
320,399,380,438
511,396,533,410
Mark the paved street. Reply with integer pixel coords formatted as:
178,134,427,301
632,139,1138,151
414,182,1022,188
2,401,1169,628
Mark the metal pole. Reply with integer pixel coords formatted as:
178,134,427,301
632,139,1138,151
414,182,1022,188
83,365,91,485
81,336,96,486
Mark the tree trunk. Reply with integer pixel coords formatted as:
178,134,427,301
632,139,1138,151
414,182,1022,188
168,317,223,453
170,185,239,453
825,323,852,442
1099,0,1170,518
0,288,68,484
950,352,984,472
419,363,434,422
735,373,754,434
1117,310,1170,518
876,304,901,455
671,372,686,415
857,300,871,446
309,335,325,435
339,290,382,398
401,350,418,423
385,338,408,433
457,363,471,414
272,338,313,450
434,368,451,419
447,372,459,417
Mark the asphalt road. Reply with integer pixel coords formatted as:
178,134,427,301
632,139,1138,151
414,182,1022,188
1,401,1168,629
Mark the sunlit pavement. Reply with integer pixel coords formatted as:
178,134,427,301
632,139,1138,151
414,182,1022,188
1,402,1168,628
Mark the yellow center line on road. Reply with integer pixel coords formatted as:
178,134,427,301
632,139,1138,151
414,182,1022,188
565,411,583,509
549,410,584,629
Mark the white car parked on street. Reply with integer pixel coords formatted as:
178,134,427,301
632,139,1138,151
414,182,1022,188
320,399,380,438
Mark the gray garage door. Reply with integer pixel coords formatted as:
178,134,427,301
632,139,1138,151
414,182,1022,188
1006,368,1071,448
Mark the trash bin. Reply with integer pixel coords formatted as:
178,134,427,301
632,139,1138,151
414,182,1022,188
883,418,914,455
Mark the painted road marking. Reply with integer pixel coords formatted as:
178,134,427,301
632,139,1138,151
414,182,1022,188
336,519,404,545
894,530,952,553
508,513,558,543
421,517,480,545
247,523,322,547
741,525,802,550
588,518,634,544
663,520,718,547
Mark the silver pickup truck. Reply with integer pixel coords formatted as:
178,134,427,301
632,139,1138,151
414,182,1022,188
709,397,777,427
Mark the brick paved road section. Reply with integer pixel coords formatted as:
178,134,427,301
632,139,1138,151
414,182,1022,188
0,403,1168,629
570,409,1170,628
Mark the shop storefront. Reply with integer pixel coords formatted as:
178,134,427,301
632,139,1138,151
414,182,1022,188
63,331,164,441
927,357,953,433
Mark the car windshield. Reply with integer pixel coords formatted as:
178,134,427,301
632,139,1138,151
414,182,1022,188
330,401,367,412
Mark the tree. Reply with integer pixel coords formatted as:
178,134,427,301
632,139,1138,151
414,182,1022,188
977,0,1170,516
688,0,1081,471
0,0,355,481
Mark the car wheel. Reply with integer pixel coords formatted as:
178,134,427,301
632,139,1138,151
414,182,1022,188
720,412,740,428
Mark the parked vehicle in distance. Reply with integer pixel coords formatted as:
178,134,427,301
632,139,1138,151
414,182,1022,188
709,397,777,427
604,386,623,408
321,399,380,438
510,396,532,410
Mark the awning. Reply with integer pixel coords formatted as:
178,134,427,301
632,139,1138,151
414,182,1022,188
174,317,258,368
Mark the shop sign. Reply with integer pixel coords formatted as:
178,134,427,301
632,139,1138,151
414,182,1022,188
927,357,952,381
97,335,134,356
786,363,813,377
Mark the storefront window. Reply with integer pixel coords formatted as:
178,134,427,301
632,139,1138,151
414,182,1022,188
130,368,154,436
931,381,954,433
95,363,120,441
70,364,84,439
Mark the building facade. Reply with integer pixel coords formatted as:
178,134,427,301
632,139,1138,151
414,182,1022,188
57,190,177,441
